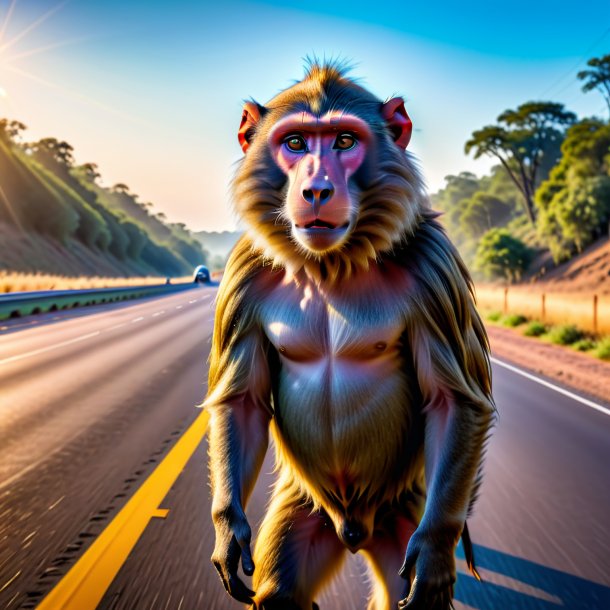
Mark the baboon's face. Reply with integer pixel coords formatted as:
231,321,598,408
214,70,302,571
267,111,371,254
234,71,421,282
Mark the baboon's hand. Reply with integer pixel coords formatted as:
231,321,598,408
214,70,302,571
211,504,255,603
398,527,457,610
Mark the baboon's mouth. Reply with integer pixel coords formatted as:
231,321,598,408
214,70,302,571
304,219,336,230
300,219,350,230
293,220,351,252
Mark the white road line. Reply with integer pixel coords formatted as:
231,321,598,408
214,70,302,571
48,496,65,511
0,331,101,366
0,293,199,366
189,300,197,304
107,323,127,331
491,357,610,417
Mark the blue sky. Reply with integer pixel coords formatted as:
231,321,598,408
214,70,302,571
0,0,608,231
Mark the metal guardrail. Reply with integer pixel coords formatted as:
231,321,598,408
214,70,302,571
0,283,198,320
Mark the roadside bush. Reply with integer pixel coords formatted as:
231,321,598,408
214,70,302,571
487,310,502,322
524,321,547,337
594,337,610,360
546,324,583,345
473,228,533,281
502,313,527,327
572,338,596,352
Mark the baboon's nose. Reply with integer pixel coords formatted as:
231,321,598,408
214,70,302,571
342,521,366,549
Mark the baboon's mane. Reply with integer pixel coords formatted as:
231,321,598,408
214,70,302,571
232,61,429,284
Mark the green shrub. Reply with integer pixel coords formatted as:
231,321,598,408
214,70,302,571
572,338,596,352
473,228,533,281
524,321,547,337
546,325,583,345
594,337,610,360
487,310,502,322
502,313,527,327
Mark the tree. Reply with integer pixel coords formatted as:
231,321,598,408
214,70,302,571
459,193,513,239
112,182,130,194
77,162,101,183
0,119,26,143
473,228,532,282
465,102,576,225
31,137,75,165
536,119,610,261
432,172,482,236
578,53,610,118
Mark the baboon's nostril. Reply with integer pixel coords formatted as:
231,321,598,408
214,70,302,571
320,188,333,204
302,189,314,204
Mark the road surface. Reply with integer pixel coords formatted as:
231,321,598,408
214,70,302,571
0,288,608,609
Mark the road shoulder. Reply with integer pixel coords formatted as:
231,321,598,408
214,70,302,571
486,325,610,405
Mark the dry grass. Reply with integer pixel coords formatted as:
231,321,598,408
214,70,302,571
475,285,610,335
0,271,190,293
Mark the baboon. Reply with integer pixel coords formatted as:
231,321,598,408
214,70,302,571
205,60,495,610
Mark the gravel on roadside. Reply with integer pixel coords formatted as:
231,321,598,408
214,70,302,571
486,325,610,406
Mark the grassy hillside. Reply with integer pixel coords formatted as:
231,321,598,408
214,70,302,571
0,120,207,278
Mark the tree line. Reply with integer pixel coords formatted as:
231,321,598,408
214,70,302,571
0,121,208,276
433,53,610,281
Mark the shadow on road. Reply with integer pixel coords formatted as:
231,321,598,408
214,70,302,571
455,543,610,610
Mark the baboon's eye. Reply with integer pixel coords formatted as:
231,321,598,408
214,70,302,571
284,135,307,152
333,133,357,151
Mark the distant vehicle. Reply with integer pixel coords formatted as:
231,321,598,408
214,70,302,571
193,265,211,284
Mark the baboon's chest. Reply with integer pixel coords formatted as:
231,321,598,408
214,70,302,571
260,266,418,500
262,270,409,365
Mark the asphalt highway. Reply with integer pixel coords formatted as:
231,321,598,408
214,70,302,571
0,287,608,610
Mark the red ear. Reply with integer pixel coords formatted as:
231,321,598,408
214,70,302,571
381,97,412,149
238,101,263,153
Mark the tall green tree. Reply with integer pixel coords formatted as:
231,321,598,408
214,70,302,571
578,53,610,118
465,102,576,225
536,119,610,261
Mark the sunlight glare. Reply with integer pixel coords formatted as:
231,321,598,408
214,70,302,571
0,2,136,123
0,1,68,54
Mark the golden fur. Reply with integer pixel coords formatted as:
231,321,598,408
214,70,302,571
206,61,495,610
232,62,428,284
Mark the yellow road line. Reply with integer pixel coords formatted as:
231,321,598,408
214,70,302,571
37,410,210,610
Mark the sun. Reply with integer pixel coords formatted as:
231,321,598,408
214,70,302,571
0,1,82,105
0,1,141,123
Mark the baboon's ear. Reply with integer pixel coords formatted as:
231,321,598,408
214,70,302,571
381,97,412,149
238,101,266,153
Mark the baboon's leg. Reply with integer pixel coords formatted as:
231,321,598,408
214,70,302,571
251,481,346,609
362,512,417,610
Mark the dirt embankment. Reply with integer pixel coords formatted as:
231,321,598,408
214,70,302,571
516,236,610,295
486,325,610,405
536,238,610,294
